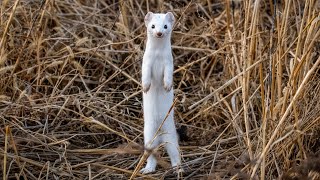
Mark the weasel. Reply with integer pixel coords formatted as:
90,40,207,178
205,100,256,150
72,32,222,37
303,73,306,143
140,12,181,174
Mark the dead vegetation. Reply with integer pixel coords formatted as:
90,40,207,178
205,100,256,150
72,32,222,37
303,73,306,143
0,0,320,179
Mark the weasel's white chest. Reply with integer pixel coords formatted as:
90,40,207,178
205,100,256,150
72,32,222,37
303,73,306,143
151,57,165,84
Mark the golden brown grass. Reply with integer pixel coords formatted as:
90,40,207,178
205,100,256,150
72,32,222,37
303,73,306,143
1,0,320,179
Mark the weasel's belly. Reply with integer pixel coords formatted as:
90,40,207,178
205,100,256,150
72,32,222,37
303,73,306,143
143,86,173,124
143,60,173,123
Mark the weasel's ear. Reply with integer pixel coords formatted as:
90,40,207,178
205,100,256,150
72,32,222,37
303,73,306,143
144,12,153,26
165,12,175,24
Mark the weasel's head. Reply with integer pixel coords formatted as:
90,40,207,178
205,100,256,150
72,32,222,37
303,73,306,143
144,12,175,39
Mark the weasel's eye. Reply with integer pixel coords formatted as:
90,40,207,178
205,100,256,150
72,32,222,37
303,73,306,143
151,25,155,29
164,25,167,29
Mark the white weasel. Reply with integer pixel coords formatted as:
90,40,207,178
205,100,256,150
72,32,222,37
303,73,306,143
141,12,181,174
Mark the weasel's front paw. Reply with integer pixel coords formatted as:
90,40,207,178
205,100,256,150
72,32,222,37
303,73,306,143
142,83,151,93
163,81,172,92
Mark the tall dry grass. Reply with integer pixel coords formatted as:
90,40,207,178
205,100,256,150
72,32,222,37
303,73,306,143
0,0,320,179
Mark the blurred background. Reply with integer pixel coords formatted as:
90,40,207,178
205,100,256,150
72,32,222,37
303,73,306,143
0,0,320,179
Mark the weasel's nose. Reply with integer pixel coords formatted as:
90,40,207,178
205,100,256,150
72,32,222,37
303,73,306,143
156,32,163,37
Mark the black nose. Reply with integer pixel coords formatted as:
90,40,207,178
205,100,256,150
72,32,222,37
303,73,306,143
157,32,162,36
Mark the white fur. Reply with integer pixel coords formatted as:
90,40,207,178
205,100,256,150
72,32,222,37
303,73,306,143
140,12,181,174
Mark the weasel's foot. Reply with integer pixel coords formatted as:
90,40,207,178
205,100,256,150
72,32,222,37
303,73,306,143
140,152,157,174
142,83,151,93
175,166,185,174
163,81,172,92
140,166,156,174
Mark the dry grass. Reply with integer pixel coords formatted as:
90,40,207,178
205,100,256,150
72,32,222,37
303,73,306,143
1,0,320,179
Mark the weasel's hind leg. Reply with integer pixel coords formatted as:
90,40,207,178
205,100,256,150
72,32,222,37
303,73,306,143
140,154,157,174
162,132,181,168
140,125,160,174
